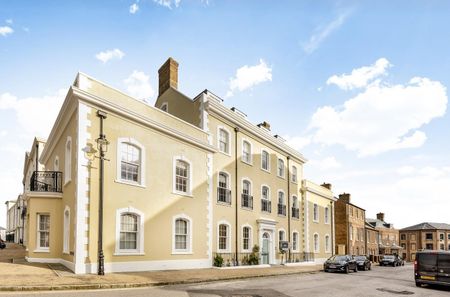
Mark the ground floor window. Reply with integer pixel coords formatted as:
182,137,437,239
37,214,50,249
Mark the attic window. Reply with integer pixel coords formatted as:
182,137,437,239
161,103,168,112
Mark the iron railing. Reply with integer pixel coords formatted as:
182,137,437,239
241,193,253,209
287,252,315,263
30,171,62,193
213,252,259,267
292,207,300,219
278,204,286,216
261,199,271,213
217,187,231,204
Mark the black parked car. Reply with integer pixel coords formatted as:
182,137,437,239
354,255,371,271
0,240,5,250
415,250,450,288
324,255,358,273
380,255,403,266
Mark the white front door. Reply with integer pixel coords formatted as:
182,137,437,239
261,232,270,264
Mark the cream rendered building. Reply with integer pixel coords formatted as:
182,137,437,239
17,58,335,273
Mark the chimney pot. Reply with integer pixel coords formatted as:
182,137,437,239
339,193,351,203
377,212,385,222
158,57,179,97
257,121,271,131
321,183,332,190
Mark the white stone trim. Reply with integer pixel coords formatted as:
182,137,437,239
292,230,300,251
36,213,50,252
172,214,193,254
172,155,193,196
115,207,145,255
116,137,146,187
313,232,320,253
85,258,211,274
64,136,72,184
217,220,232,253
216,125,231,156
63,206,70,254
241,224,253,252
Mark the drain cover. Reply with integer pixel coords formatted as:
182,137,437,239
376,288,414,295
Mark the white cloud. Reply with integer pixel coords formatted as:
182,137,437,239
5,19,13,24
327,58,391,90
310,62,447,157
154,0,181,9
123,70,155,100
0,26,13,37
129,3,139,14
95,48,125,63
226,59,272,98
284,135,311,151
309,156,341,170
0,89,66,139
302,10,351,54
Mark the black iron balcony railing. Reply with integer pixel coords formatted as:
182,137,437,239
278,204,286,216
213,252,259,267
241,193,253,209
287,252,315,263
30,171,62,193
217,187,231,204
292,207,300,219
261,199,271,213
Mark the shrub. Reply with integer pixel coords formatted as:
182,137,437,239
249,244,260,265
214,254,224,267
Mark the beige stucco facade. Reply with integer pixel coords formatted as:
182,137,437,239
15,58,336,273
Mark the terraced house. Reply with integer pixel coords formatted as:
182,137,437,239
11,58,335,274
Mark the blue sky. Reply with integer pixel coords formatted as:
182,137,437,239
1,0,449,228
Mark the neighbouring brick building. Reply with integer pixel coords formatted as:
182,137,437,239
365,221,379,262
334,193,366,256
366,213,401,256
399,222,450,262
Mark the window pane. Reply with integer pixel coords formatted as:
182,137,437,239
121,143,141,182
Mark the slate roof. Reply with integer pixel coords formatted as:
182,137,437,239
366,218,394,229
401,222,450,231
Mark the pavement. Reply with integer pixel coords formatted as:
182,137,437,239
0,243,322,292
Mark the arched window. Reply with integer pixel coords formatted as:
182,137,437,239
314,233,319,253
218,128,230,154
120,143,141,183
115,207,144,254
242,140,252,164
218,172,230,203
242,179,252,209
64,137,71,183
261,185,271,213
313,203,319,222
175,159,190,194
277,191,286,216
242,226,251,251
291,165,297,182
278,229,286,249
63,207,70,253
325,235,330,253
173,216,192,253
324,207,329,224
293,232,299,251
261,150,269,171
292,196,299,219
218,223,230,251
277,158,285,177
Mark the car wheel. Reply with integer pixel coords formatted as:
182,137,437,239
415,282,421,287
345,266,349,274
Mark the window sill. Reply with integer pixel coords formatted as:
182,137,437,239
261,168,271,173
261,211,272,214
217,250,231,253
217,201,232,207
115,179,146,188
278,215,287,218
63,251,70,255
241,206,253,211
171,251,193,255
313,220,319,224
113,252,146,256
277,175,286,180
241,160,253,166
33,249,50,253
172,191,194,198
218,150,232,157
292,217,300,220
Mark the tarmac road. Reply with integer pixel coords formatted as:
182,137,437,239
1,264,449,297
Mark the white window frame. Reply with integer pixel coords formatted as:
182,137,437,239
173,156,193,196
36,213,50,252
54,156,59,171
313,203,319,222
241,224,252,252
324,207,329,224
63,206,70,254
278,228,286,250
313,233,320,253
241,139,252,165
217,220,231,252
292,231,299,251
172,214,193,254
64,137,72,184
261,149,270,172
277,158,285,178
217,126,231,156
115,207,145,255
160,102,168,112
325,234,330,253
116,137,146,187
217,171,231,204
291,165,297,183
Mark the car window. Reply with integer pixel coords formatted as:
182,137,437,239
418,254,437,272
438,254,450,273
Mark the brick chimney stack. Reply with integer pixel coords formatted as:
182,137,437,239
339,193,351,203
158,57,179,97
321,183,332,190
377,212,385,222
